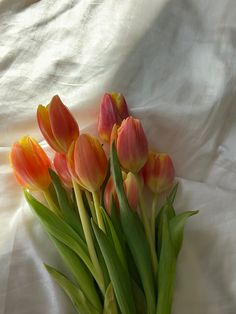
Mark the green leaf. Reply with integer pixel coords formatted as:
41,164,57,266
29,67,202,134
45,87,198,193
167,183,179,205
51,236,102,312
110,143,156,314
45,264,100,314
92,220,136,314
103,282,119,314
24,190,96,280
132,280,147,314
156,201,175,259
156,209,176,314
170,210,198,256
49,169,84,239
101,207,128,271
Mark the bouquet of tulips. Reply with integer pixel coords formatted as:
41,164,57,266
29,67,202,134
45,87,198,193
10,93,198,314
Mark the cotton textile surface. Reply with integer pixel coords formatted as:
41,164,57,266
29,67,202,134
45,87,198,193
1,0,236,313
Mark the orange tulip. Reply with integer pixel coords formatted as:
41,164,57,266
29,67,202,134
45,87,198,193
142,152,175,193
98,93,129,143
37,95,79,153
53,152,72,187
116,117,148,173
69,134,108,192
10,136,51,190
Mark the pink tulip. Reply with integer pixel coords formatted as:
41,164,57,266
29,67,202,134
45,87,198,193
98,93,129,143
54,152,72,187
142,152,175,193
104,172,139,214
116,117,148,173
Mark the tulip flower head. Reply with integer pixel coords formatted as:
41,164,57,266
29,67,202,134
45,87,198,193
98,92,129,143
142,152,175,193
103,176,119,215
70,134,108,192
123,172,139,211
54,152,72,187
116,117,148,173
104,172,139,214
110,92,129,120
37,95,79,153
10,136,51,191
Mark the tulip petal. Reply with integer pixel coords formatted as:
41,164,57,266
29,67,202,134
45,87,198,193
10,136,51,190
54,152,72,187
110,92,129,120
49,95,79,152
142,152,175,193
37,105,64,152
117,117,148,173
98,94,122,143
74,134,108,192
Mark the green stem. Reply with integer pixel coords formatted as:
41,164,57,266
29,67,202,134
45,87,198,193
135,175,158,275
72,180,105,295
151,192,158,246
85,190,97,222
92,190,106,232
43,189,61,216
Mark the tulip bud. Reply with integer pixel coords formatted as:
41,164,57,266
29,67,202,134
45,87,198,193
142,152,175,193
104,172,139,214
10,136,51,190
71,134,108,192
103,176,119,215
123,172,139,211
53,152,72,187
110,92,129,120
116,117,148,173
98,93,129,143
110,123,118,146
37,95,79,153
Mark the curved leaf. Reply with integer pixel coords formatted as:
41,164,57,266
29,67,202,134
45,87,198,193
45,264,100,314
110,143,156,314
92,220,136,314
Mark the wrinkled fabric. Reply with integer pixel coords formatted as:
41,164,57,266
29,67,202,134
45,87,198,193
1,1,236,313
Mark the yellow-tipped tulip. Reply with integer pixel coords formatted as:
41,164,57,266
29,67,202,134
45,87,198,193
98,92,129,143
116,117,148,173
110,92,129,120
37,95,79,153
10,136,51,190
69,134,108,192
53,152,72,187
142,152,175,193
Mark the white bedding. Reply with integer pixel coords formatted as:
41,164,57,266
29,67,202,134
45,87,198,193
1,1,236,313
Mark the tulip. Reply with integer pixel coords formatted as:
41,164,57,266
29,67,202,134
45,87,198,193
123,172,139,211
142,152,175,193
98,93,129,143
10,136,51,191
53,152,72,187
71,134,108,192
116,117,148,173
103,176,119,215
37,95,79,153
110,92,129,119
104,172,139,214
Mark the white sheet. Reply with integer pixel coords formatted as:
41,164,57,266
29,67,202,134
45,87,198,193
1,0,236,313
